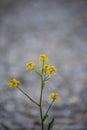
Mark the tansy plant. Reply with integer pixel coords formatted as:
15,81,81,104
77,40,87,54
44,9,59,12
8,54,61,130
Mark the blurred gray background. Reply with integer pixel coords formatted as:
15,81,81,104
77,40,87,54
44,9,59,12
0,0,87,130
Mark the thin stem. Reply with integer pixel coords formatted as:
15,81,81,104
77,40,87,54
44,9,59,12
34,69,41,77
44,100,54,118
17,86,39,107
40,77,44,130
39,60,45,130
44,75,50,82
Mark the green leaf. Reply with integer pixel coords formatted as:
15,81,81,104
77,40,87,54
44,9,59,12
42,114,48,122
48,118,54,130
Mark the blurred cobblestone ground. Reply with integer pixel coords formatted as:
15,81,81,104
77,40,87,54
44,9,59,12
0,0,87,129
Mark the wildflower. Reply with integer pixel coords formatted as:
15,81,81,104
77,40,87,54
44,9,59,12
46,66,57,76
40,65,57,76
26,62,35,70
40,64,50,72
48,92,61,100
8,78,20,88
39,54,48,62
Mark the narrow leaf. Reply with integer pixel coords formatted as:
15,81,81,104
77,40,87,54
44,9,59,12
48,118,54,130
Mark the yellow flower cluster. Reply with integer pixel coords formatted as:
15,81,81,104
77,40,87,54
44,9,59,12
26,62,35,70
48,92,61,100
40,64,49,71
25,54,56,76
39,54,57,76
39,54,48,62
8,78,20,88
40,65,57,76
46,65,57,75
8,54,57,87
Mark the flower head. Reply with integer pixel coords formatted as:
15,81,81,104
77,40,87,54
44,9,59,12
48,92,61,100
47,66,57,76
39,54,48,62
40,64,50,72
26,62,35,70
40,64,57,76
8,78,20,88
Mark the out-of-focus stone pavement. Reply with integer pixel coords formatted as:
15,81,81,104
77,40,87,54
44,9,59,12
0,0,87,129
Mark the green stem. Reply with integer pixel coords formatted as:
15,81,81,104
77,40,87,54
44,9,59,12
34,69,41,77
39,60,45,130
17,86,39,107
44,99,54,119
44,75,50,82
40,77,44,130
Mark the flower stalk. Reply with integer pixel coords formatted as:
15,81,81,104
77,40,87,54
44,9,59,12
8,54,61,130
17,86,39,107
43,99,54,122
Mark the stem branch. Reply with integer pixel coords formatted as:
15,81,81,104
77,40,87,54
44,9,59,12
17,86,39,107
45,100,54,118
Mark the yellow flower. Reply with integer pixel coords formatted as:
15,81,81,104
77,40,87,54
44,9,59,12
40,65,57,76
48,92,61,100
8,78,20,88
47,66,57,76
39,54,48,62
26,62,35,70
40,64,50,72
